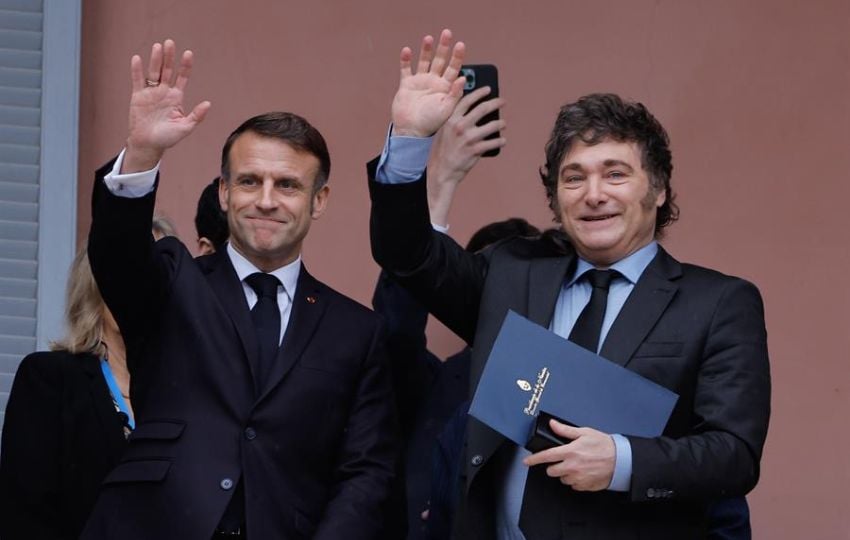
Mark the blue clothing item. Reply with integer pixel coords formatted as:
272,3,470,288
375,130,432,184
99,358,134,430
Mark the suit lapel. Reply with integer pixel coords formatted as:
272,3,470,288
257,264,327,403
526,255,574,328
203,248,260,382
599,247,681,367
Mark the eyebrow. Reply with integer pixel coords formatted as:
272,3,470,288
602,159,635,172
235,172,303,185
559,159,635,176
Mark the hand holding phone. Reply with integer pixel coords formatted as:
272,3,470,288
460,64,502,157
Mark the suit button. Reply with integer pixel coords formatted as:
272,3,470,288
647,488,656,498
471,454,484,466
244,427,256,440
220,478,234,490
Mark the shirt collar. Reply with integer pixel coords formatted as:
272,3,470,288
568,241,658,287
226,242,301,297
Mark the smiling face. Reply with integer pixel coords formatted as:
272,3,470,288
219,132,329,272
556,138,665,266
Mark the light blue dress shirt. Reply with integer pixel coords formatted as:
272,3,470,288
374,131,659,539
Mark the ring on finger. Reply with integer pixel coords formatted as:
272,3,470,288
145,78,160,87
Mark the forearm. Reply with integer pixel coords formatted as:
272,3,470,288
629,279,770,501
88,157,165,353
369,158,485,342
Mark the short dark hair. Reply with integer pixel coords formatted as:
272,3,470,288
538,93,678,235
220,111,331,192
465,217,541,253
194,177,228,250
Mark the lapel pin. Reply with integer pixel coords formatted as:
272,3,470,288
306,295,317,304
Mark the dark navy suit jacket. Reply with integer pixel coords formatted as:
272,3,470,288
82,158,397,540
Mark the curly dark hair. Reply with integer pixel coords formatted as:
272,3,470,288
538,93,678,236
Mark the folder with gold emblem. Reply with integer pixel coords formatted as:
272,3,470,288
468,310,678,446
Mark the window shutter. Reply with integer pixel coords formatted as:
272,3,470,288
0,0,43,427
0,0,80,435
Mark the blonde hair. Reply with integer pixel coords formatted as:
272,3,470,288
152,213,177,240
50,247,107,357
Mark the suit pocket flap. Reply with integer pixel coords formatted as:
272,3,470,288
633,341,683,358
103,459,171,485
130,420,185,441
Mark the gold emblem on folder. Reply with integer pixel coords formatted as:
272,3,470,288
523,367,550,416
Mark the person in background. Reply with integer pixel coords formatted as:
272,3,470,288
375,218,539,539
373,86,540,538
0,248,132,539
195,177,229,255
152,213,178,240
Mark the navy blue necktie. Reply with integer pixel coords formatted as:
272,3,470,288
245,272,281,391
568,269,619,352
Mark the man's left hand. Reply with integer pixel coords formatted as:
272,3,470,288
523,420,616,492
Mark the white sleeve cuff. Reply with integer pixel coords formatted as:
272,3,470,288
103,148,160,198
431,222,450,234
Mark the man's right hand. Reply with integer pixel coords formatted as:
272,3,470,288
427,87,506,226
391,29,466,138
122,39,211,173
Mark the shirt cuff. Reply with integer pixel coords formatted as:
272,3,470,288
374,124,433,184
607,434,632,492
431,222,450,234
103,148,160,198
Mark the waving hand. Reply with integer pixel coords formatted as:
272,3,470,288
123,39,211,173
391,29,466,138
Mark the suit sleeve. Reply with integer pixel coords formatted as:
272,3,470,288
0,354,70,540
87,157,171,368
368,157,488,344
312,320,399,540
628,278,771,500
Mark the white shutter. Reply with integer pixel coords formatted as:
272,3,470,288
0,0,43,423
0,0,80,433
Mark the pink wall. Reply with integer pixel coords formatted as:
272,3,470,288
78,1,850,536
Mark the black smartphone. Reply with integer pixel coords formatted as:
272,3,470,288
525,411,577,453
460,64,500,157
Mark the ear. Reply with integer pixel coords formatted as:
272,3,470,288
654,187,666,208
311,185,330,220
218,178,230,212
197,237,215,255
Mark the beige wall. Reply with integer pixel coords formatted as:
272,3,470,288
77,0,850,537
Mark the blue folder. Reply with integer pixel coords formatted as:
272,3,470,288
468,311,678,446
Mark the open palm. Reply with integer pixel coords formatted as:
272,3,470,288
391,30,466,138
124,40,210,171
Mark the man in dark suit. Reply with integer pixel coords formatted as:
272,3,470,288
83,40,396,540
369,29,770,538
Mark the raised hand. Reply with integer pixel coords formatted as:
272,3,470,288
391,29,466,138
426,86,507,226
123,39,211,173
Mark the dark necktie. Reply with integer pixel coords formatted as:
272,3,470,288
568,269,619,352
245,272,281,391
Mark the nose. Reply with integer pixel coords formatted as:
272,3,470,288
583,176,608,207
256,180,277,210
